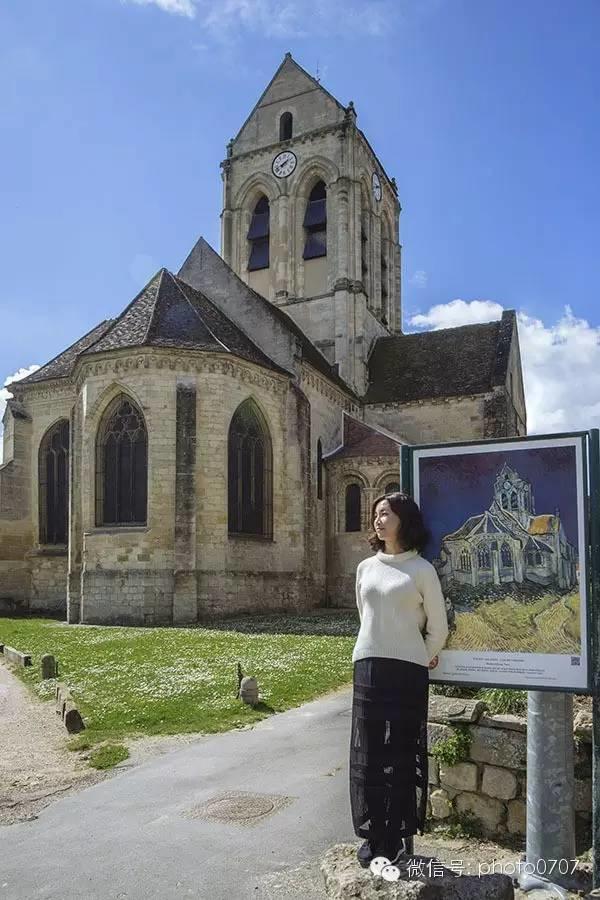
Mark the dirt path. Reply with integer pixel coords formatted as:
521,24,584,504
0,659,110,826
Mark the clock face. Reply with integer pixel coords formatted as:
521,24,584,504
372,171,382,202
503,480,511,489
272,151,297,178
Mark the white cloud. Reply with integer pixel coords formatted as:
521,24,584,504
409,269,428,289
124,0,196,17
408,299,600,435
0,365,40,462
121,0,398,38
410,298,503,328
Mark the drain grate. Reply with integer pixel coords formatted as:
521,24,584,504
183,790,295,826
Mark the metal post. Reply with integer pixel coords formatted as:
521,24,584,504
589,429,600,888
518,691,575,896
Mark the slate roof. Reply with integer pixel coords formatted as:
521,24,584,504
80,269,290,376
324,413,402,461
178,237,359,399
364,311,515,404
19,269,292,386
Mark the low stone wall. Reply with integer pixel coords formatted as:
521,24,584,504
426,695,592,852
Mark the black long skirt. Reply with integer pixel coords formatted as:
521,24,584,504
349,656,429,854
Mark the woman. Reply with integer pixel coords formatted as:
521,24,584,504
349,491,449,868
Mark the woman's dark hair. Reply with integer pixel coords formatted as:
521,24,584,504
367,491,430,553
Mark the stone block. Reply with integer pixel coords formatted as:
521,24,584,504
575,778,592,813
506,799,526,835
320,843,514,900
428,755,439,785
469,726,526,769
427,722,453,750
455,792,505,833
481,766,517,801
41,654,57,679
439,761,478,792
63,700,85,734
430,788,452,819
3,645,32,667
478,713,526,733
429,695,487,725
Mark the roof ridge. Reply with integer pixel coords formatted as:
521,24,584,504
401,320,501,338
168,273,232,354
143,268,169,344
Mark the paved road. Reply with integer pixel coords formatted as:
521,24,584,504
0,686,357,900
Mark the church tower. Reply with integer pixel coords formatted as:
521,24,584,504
220,53,401,395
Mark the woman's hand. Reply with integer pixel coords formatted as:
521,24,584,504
428,655,439,670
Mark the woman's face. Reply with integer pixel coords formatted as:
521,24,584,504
373,499,401,543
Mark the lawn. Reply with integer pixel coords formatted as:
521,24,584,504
0,612,358,750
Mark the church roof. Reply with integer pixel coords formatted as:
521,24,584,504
80,268,290,374
445,509,514,541
324,413,402,461
20,269,292,385
178,237,359,398
364,311,515,404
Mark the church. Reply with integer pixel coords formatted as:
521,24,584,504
0,54,527,625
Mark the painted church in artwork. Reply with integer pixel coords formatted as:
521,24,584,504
0,55,526,625
435,463,577,593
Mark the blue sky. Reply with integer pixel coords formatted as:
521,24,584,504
1,0,600,434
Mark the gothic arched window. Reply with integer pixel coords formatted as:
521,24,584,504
459,548,472,572
303,181,327,259
96,395,147,526
279,111,293,141
39,419,69,544
501,543,513,567
317,438,323,500
384,481,400,495
345,483,361,532
478,546,491,569
228,399,273,537
248,195,270,271
510,492,519,510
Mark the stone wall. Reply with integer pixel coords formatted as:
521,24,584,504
426,695,592,852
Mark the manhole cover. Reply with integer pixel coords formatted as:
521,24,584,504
184,790,295,826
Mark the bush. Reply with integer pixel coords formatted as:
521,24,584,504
430,725,471,767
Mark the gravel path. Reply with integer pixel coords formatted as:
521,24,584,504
0,659,108,825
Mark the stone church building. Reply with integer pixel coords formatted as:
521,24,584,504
0,55,527,625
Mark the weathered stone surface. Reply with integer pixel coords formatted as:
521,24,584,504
478,713,526,733
428,756,439,785
430,789,452,819
55,682,72,715
428,696,487,725
506,799,526,835
41,654,57,679
320,843,514,900
574,709,592,741
439,762,478,792
469,726,526,769
63,700,85,734
455,792,505,833
427,723,453,750
575,778,592,813
481,766,517,801
3,645,32,667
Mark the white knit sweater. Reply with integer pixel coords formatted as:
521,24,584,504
352,548,449,667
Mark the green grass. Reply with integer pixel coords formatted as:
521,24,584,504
0,612,358,751
88,743,130,769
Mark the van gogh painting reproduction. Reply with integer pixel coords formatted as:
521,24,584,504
413,438,587,664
